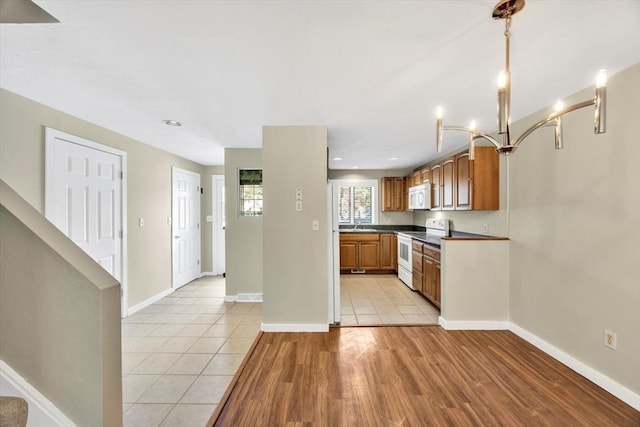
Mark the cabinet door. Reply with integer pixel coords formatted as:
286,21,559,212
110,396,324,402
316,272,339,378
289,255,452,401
404,177,410,211
420,167,431,184
393,178,405,210
423,256,435,299
430,164,442,210
442,157,455,210
381,177,394,211
434,262,441,305
412,171,421,186
339,242,358,270
455,152,472,210
359,242,381,270
379,234,396,270
413,271,423,293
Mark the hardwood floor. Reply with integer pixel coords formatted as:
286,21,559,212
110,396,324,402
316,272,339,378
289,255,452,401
210,326,639,426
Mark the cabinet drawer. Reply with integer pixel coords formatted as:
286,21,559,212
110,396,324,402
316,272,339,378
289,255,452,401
412,251,423,273
423,246,440,261
340,233,380,242
412,241,423,252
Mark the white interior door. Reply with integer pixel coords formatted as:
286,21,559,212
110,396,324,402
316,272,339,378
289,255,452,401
212,175,225,276
172,167,201,288
45,128,127,317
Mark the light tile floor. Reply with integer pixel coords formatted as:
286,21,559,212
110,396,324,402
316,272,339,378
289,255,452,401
121,275,261,427
340,274,440,325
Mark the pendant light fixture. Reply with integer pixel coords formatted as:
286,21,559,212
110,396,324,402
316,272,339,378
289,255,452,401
435,0,607,157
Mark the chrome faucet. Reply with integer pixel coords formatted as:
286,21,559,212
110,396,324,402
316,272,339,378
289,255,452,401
354,221,361,230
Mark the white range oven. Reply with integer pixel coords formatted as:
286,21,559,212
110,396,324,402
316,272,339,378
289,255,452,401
397,233,413,289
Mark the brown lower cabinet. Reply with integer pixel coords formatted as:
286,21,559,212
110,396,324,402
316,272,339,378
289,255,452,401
339,233,396,273
411,241,441,308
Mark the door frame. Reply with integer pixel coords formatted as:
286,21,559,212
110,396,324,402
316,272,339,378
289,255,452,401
44,127,128,318
211,174,225,276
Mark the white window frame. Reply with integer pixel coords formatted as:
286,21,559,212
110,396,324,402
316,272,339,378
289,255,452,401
330,179,378,225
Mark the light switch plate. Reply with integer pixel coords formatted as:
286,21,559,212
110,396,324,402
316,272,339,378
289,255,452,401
296,201,303,211
312,220,319,230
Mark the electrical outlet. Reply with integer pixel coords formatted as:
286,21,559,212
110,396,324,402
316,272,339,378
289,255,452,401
604,330,617,350
482,223,489,233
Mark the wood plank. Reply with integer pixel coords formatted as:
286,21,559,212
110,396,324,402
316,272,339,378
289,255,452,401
211,327,640,426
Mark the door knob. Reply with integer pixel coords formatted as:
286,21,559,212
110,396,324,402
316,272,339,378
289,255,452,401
174,235,180,239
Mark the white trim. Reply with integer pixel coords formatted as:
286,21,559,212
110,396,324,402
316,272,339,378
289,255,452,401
261,323,329,332
509,323,640,411
127,288,174,316
438,317,510,330
236,293,263,302
224,295,237,302
44,127,128,318
0,360,75,427
200,272,217,277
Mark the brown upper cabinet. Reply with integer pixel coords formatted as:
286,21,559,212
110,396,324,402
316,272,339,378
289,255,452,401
455,147,499,210
406,146,499,211
381,177,405,211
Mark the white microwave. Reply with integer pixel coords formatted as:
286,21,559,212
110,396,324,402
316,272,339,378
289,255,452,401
408,183,431,210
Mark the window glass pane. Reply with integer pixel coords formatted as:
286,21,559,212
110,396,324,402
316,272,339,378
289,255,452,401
337,184,374,225
239,169,263,216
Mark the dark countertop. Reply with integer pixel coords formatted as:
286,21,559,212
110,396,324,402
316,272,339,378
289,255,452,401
340,225,505,250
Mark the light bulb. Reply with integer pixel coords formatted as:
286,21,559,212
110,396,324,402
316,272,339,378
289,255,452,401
497,71,508,89
469,120,476,130
436,106,444,119
596,69,607,88
554,100,564,112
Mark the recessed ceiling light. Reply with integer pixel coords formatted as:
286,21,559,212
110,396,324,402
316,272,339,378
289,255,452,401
333,157,343,161
351,166,359,169
162,119,182,127
389,157,399,161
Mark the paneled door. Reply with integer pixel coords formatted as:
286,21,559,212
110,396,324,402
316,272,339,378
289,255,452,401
212,175,225,276
45,128,127,316
172,167,201,288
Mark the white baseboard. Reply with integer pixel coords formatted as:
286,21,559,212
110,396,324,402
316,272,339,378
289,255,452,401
0,360,75,426
224,293,263,303
261,323,329,332
127,288,174,316
237,293,263,302
438,317,510,330
200,272,218,277
509,323,640,411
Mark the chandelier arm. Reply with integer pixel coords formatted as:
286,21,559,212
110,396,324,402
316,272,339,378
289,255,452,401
442,125,502,149
511,99,596,148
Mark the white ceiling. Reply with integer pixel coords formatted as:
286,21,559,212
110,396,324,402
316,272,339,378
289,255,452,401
1,1,639,170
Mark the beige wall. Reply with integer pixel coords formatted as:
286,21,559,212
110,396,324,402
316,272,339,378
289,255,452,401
1,185,122,426
224,148,263,296
441,239,510,323
507,64,640,394
262,126,328,327
0,89,208,309
329,169,414,225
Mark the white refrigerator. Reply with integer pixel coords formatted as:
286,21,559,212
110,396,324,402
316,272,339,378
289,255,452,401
327,183,340,324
